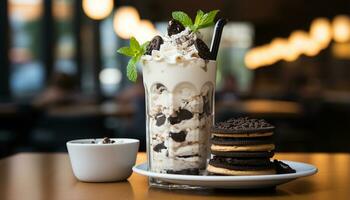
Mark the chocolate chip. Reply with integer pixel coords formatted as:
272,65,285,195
194,38,211,60
169,130,187,142
145,36,163,55
167,19,185,36
215,117,274,131
102,137,115,144
155,113,166,126
153,142,167,152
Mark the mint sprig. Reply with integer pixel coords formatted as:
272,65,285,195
117,37,149,82
172,10,219,32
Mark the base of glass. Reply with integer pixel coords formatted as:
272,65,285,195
149,177,207,190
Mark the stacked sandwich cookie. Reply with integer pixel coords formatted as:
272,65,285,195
207,117,287,175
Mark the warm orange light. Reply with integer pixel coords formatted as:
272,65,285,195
282,44,299,62
53,1,73,20
269,38,288,61
288,30,321,57
245,17,337,69
310,18,332,48
82,0,113,20
113,6,140,39
289,30,310,54
244,49,261,69
333,15,350,43
9,0,43,21
133,20,158,44
332,43,350,59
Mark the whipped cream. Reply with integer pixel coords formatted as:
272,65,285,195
142,28,203,64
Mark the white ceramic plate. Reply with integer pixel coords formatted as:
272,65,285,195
132,161,317,189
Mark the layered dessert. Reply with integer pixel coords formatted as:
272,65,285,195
207,117,296,175
142,19,216,174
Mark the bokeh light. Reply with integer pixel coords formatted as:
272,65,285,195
310,18,332,48
113,6,140,39
9,0,43,21
99,68,122,85
333,15,350,43
133,20,158,44
82,0,113,20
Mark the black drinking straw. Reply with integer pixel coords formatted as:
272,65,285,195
210,18,228,60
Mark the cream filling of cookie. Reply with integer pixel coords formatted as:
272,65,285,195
207,164,276,175
212,132,273,138
211,144,275,152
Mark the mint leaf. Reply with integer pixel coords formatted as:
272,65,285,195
196,10,219,29
172,10,219,32
117,47,135,57
194,10,204,26
130,37,141,51
126,56,139,82
117,37,150,82
172,11,193,27
141,41,150,53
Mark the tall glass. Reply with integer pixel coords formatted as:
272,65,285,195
142,58,216,189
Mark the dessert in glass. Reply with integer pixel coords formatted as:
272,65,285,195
118,10,225,189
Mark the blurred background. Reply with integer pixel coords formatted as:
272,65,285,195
1,0,350,158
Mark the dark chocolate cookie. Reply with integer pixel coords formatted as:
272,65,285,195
153,142,166,152
211,150,275,158
168,108,193,125
211,136,274,146
194,38,211,60
167,19,185,36
209,157,274,171
273,160,296,174
210,156,272,166
155,113,166,126
145,36,163,55
169,130,187,142
212,117,275,134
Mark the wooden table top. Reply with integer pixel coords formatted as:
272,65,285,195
0,152,349,200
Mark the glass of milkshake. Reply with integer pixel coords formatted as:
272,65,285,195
118,10,225,189
141,20,217,188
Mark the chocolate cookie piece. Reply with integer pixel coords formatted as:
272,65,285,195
209,157,274,171
155,113,166,126
145,36,164,55
167,19,185,36
153,142,166,152
210,156,272,167
211,136,273,146
169,130,187,142
211,150,274,158
102,137,115,144
194,39,211,60
212,117,275,134
155,83,166,93
176,154,199,158
273,160,296,174
166,168,199,175
168,109,193,125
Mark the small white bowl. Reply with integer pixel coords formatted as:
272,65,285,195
67,138,139,182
